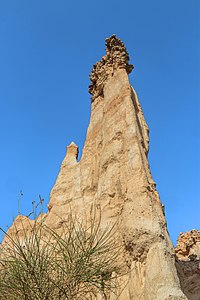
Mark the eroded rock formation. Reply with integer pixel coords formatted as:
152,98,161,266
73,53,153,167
2,35,195,299
44,35,187,300
89,35,133,100
175,230,200,300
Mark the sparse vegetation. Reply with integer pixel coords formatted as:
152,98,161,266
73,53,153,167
0,208,122,300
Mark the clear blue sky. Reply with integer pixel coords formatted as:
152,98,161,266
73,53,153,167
0,0,199,245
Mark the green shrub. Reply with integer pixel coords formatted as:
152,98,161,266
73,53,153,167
0,210,122,300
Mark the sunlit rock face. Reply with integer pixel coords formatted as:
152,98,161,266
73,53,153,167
45,35,187,300
175,230,200,300
3,35,192,299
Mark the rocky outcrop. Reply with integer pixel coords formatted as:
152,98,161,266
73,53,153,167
175,230,200,262
89,34,133,101
2,35,189,299
175,230,200,300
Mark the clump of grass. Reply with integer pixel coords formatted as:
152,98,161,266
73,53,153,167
0,208,123,300
0,217,58,300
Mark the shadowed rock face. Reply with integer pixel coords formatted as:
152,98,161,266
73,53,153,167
175,230,200,300
2,36,190,299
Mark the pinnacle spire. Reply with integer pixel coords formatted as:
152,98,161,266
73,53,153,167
62,141,79,166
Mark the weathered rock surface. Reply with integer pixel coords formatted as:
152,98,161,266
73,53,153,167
176,230,200,261
2,35,192,299
175,230,200,300
44,35,187,299
89,34,133,101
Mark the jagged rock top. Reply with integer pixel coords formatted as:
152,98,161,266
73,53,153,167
89,34,134,101
175,230,200,261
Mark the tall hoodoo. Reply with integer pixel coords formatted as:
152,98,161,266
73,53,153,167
3,36,190,299
46,35,187,299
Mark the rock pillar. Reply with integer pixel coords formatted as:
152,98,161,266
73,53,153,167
39,35,188,299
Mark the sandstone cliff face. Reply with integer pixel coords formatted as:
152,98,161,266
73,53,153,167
43,35,187,300
2,35,190,299
175,230,200,300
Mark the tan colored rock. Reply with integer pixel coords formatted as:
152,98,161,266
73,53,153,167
175,230,200,300
176,230,200,261
44,36,187,299
1,213,47,250
2,35,189,299
89,34,133,100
